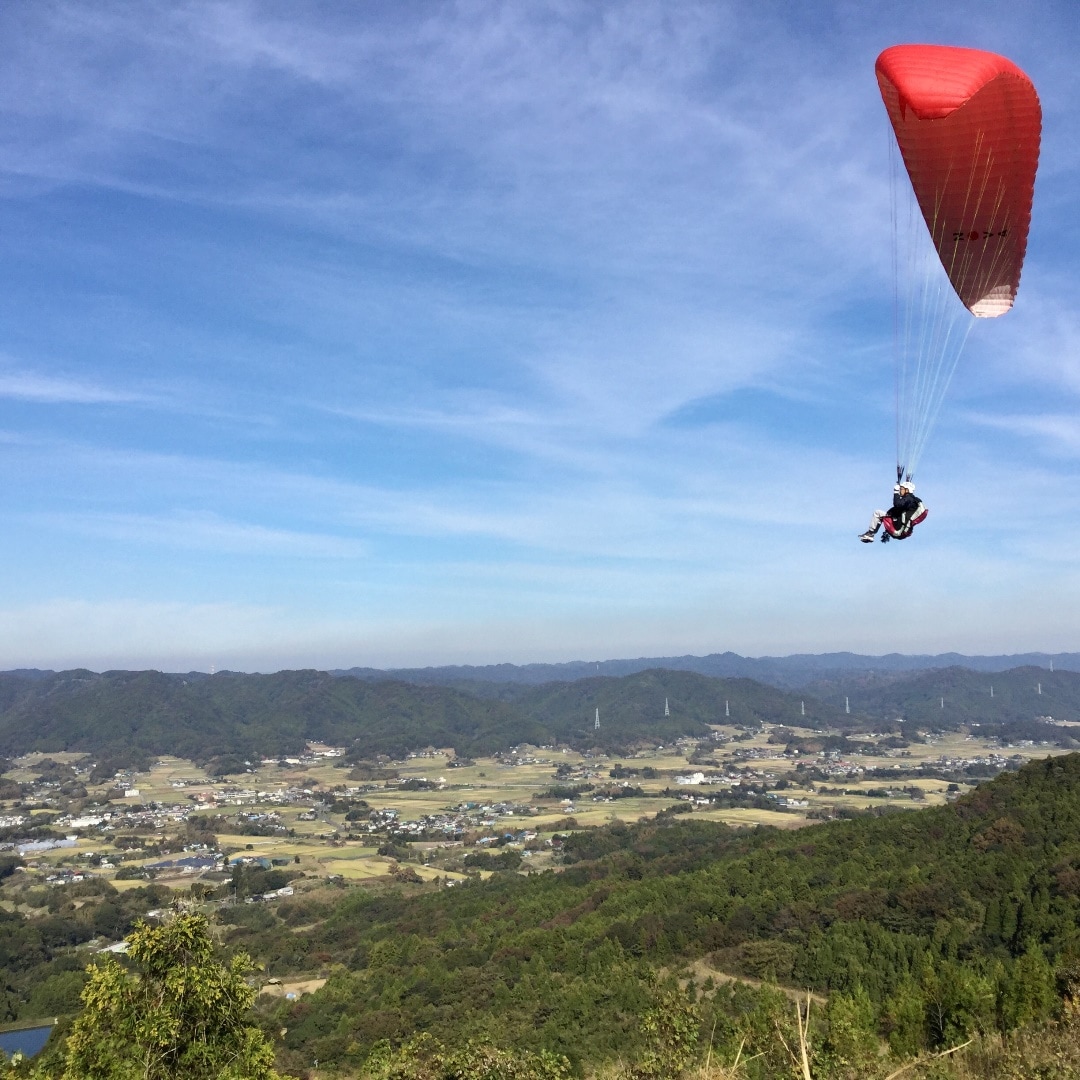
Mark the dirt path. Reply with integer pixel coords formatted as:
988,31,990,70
260,977,327,998
679,958,827,1007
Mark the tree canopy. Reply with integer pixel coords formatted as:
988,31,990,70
58,912,279,1080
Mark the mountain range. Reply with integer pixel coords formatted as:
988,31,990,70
0,656,1078,769
334,649,1076,690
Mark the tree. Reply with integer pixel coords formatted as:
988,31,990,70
819,987,880,1078
882,978,927,1058
630,983,699,1080
920,960,994,1048
997,947,1057,1032
58,911,280,1080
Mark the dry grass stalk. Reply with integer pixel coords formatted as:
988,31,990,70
695,1036,768,1079
881,1038,972,1080
702,1017,719,1076
773,992,813,1080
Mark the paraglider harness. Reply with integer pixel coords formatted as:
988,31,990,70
881,471,928,542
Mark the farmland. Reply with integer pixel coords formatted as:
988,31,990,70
2,720,1066,897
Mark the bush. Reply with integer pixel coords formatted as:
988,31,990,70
364,1034,571,1080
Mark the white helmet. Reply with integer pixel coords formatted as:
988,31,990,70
898,479,915,493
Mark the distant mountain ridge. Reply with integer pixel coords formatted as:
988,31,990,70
0,667,842,767
1,657,1077,770
9,651,1076,690
333,650,1079,690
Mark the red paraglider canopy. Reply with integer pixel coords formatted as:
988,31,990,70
876,44,1040,317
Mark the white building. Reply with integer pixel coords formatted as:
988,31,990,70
675,772,705,786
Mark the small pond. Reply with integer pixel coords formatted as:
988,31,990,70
0,1024,53,1059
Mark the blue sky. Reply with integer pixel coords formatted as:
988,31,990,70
1,0,1079,672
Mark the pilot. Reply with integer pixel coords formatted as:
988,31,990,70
859,480,927,543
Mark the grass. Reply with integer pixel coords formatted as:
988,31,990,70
693,808,808,828
110,878,155,892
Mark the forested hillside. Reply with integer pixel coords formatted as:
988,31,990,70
0,670,522,766
227,754,1080,1075
495,669,843,731
808,664,1080,737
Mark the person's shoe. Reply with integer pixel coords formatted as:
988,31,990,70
858,531,875,543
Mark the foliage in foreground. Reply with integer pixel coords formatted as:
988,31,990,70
4,920,1080,1079
355,994,1080,1080
363,1034,572,1080
0,912,279,1080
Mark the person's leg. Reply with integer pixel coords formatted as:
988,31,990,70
859,510,885,542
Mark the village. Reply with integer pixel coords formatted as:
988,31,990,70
0,719,1061,908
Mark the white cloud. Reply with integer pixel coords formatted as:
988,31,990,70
2,554,1077,672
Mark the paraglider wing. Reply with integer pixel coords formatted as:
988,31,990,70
876,44,1041,317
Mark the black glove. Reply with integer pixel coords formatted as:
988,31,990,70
880,532,891,543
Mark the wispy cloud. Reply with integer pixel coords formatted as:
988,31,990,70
962,411,1080,457
0,366,147,404
27,510,366,559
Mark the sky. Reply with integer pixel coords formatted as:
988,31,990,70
1,0,1079,673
